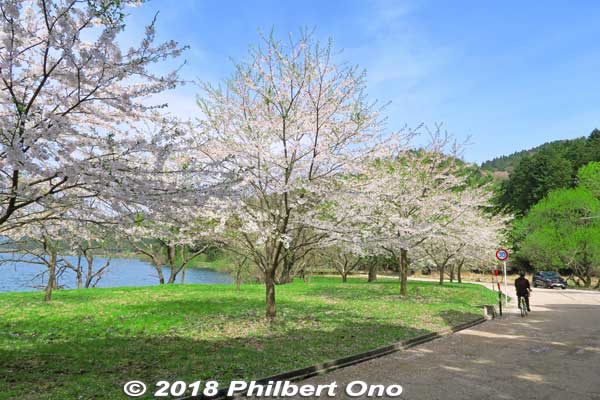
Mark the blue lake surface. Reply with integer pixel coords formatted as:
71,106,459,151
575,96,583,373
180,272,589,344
0,254,232,293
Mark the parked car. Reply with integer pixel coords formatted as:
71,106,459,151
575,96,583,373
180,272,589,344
533,271,567,289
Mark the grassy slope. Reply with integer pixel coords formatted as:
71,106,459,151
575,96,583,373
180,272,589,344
0,277,496,399
131,252,235,273
186,254,234,272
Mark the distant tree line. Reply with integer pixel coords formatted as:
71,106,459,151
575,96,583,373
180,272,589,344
514,162,600,288
485,130,600,287
495,130,600,216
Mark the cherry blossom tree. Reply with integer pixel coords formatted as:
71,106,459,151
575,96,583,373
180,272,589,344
196,31,391,320
120,210,218,285
341,132,491,296
0,0,186,233
417,189,508,285
113,127,229,285
321,246,362,282
2,219,63,301
58,214,112,289
1,196,112,301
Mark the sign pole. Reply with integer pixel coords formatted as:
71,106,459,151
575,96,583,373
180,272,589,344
495,249,510,308
493,268,502,316
503,261,508,306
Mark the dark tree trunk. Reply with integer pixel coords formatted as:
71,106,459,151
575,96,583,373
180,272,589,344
156,264,165,285
449,266,455,282
439,264,445,285
278,255,295,284
457,261,464,283
265,269,277,320
342,272,348,283
278,270,293,284
399,248,408,296
368,262,378,282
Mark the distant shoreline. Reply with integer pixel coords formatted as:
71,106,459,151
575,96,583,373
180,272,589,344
0,250,234,274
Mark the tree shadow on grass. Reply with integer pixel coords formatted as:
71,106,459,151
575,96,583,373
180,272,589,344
0,280,495,399
0,320,429,400
0,297,269,342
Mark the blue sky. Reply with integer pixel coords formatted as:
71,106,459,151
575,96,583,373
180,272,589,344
123,0,600,164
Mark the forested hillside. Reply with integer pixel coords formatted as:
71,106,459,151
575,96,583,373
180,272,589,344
485,129,600,215
483,129,600,285
481,135,596,174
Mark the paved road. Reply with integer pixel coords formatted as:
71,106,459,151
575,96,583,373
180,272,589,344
279,287,600,400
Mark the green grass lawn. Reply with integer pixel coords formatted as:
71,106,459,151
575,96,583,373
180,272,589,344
0,277,496,399
187,253,235,272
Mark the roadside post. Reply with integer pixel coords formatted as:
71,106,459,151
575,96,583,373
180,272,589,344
492,268,502,316
495,249,509,307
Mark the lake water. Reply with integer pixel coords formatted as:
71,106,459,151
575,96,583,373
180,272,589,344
0,254,233,293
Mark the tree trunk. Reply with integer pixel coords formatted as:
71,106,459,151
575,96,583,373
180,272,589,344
236,269,242,290
439,264,445,285
278,270,292,284
147,253,165,285
156,264,165,285
449,266,455,282
278,256,294,284
577,267,592,288
167,245,179,284
342,272,348,282
45,252,57,302
399,248,408,297
302,268,310,283
85,253,94,288
76,262,83,289
180,266,186,284
265,269,277,320
457,261,463,283
368,262,377,282
577,259,593,287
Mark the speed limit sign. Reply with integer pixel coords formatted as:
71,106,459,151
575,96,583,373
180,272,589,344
496,248,509,261
495,248,509,307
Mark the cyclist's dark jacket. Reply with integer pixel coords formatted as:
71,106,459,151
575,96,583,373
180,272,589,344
515,277,530,296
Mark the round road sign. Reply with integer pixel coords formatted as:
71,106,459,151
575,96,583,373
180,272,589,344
495,249,509,261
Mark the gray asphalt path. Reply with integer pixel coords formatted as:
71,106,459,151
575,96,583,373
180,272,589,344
276,287,600,400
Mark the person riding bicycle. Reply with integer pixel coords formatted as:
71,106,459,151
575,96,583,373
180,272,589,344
515,272,531,312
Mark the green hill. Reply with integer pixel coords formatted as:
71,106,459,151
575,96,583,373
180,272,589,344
483,129,600,215
481,135,595,174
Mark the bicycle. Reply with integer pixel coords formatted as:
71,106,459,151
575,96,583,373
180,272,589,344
519,296,528,317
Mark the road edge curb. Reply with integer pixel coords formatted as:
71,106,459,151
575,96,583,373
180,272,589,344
181,307,493,399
